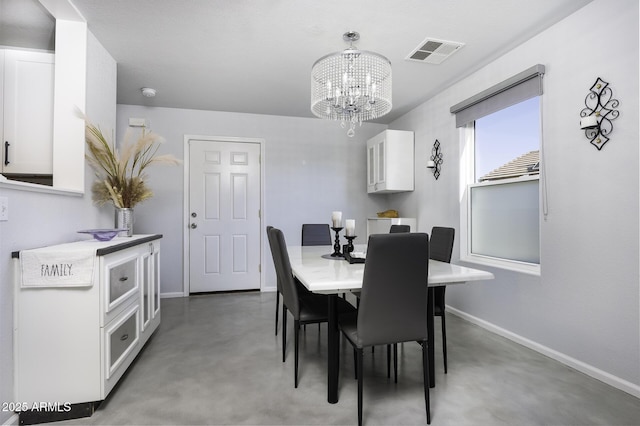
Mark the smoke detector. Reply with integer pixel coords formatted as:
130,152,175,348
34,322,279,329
406,38,464,64
141,87,156,97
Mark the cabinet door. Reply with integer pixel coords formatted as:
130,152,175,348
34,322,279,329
367,144,376,191
140,250,152,330
2,49,54,174
152,247,161,318
141,242,161,331
376,137,386,187
367,135,386,193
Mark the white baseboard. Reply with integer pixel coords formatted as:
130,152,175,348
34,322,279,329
447,306,640,399
160,292,186,299
161,288,277,298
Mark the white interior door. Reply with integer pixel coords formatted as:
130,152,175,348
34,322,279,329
188,139,261,293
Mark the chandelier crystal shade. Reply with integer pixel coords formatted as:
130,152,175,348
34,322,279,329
311,32,392,137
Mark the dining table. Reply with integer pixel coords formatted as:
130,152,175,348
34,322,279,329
287,244,494,404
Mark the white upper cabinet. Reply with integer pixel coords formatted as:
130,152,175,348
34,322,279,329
1,49,55,175
366,129,414,193
0,50,54,175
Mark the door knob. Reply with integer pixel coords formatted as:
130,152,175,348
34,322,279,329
190,223,197,229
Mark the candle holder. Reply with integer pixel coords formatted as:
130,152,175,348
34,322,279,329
344,235,356,253
579,77,620,151
331,227,343,257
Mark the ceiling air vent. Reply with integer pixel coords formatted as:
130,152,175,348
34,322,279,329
406,38,464,64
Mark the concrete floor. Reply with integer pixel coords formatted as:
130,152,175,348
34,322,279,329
58,291,640,425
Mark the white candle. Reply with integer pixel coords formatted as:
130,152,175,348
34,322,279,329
580,115,598,129
331,211,342,228
427,160,436,168
345,219,355,236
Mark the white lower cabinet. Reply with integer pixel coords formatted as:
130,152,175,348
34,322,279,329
13,235,162,419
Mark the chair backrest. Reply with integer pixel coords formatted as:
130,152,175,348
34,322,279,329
266,226,281,292
267,227,300,317
357,233,430,346
302,224,332,246
429,227,455,263
389,224,410,233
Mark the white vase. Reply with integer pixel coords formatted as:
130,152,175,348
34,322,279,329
115,208,134,237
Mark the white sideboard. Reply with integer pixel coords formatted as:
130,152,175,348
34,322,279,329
13,234,162,418
367,217,417,238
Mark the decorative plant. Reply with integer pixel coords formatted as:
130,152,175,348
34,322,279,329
85,121,179,208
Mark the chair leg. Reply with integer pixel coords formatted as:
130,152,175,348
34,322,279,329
441,314,448,374
393,343,398,383
275,291,279,335
422,341,431,424
282,305,287,362
357,348,364,426
387,345,391,378
294,320,300,388
353,348,358,380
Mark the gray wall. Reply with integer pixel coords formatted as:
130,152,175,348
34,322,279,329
389,0,639,393
0,32,116,425
115,105,389,296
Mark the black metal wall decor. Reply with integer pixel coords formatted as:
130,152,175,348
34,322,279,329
579,77,620,151
428,139,443,180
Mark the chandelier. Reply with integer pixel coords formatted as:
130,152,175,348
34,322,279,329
311,31,392,137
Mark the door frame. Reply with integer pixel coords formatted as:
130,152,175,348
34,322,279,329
182,135,266,296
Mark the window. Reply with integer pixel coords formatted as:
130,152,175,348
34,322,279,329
451,65,544,274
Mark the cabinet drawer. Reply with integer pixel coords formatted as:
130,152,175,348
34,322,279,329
106,257,138,312
105,304,139,380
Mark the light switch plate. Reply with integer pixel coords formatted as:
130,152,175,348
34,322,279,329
0,197,7,221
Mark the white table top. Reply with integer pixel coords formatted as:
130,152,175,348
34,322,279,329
287,245,494,293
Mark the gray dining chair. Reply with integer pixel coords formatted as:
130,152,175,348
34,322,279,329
267,227,355,388
267,226,283,336
358,221,410,370
301,223,332,246
339,232,431,425
387,226,455,377
272,224,331,335
389,224,410,233
430,226,455,373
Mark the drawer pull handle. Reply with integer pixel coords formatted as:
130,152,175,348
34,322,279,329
119,276,128,282
120,334,129,341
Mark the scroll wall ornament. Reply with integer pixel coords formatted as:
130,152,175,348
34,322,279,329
579,77,620,151
427,139,443,180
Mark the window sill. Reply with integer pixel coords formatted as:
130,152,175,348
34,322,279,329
0,174,83,197
460,254,540,276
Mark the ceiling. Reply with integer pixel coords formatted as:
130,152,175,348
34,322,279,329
2,0,593,124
